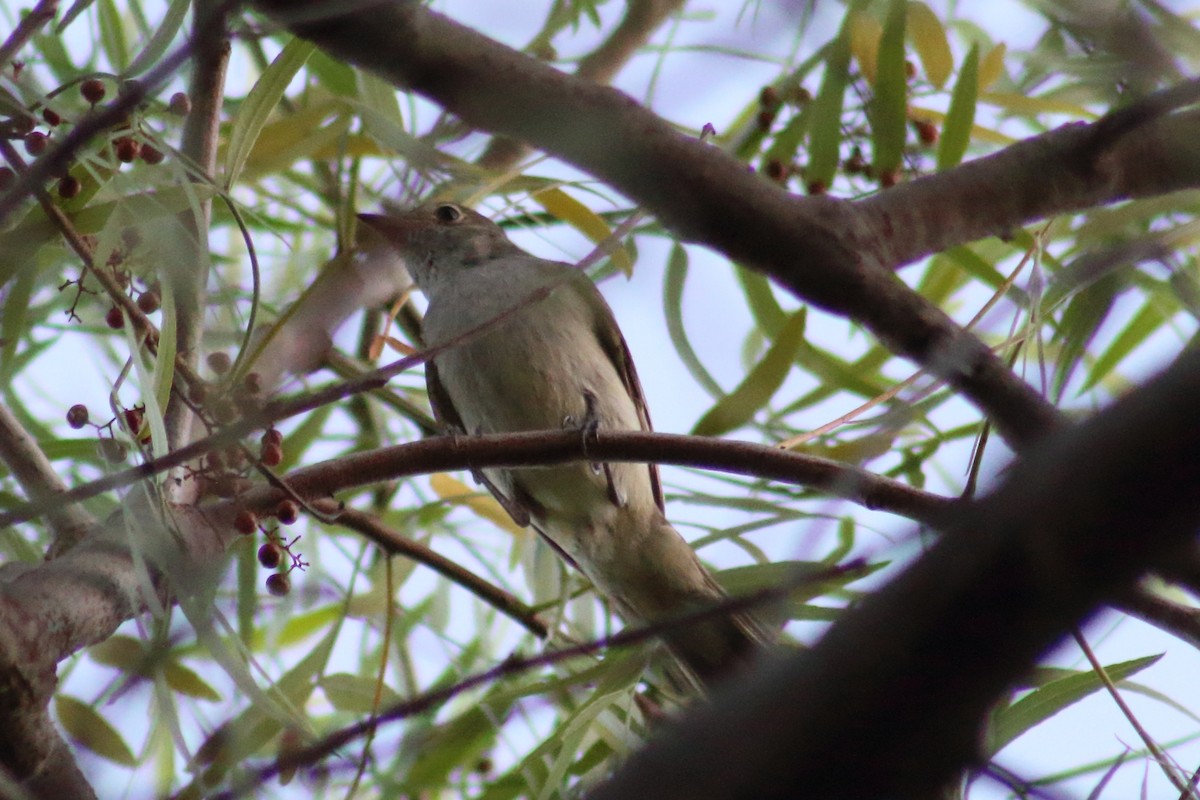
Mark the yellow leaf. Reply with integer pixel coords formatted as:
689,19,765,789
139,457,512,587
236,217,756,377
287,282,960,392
906,2,953,88
978,42,1007,91
849,9,883,84
980,92,1097,119
534,188,633,276
430,473,526,535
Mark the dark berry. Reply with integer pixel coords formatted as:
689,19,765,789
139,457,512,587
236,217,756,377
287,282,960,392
122,406,143,435
0,167,14,190
259,442,282,467
42,108,62,126
57,174,80,199
139,144,164,164
275,500,299,525
24,131,47,156
66,404,89,429
105,306,124,329
168,92,192,116
206,351,231,374
261,428,283,447
234,509,258,536
265,572,290,597
136,290,160,314
114,137,139,163
80,79,106,104
258,542,282,569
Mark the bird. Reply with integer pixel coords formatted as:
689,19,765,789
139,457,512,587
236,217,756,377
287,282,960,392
359,201,770,687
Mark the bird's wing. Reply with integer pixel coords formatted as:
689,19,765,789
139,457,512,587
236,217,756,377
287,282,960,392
589,288,666,513
425,358,533,527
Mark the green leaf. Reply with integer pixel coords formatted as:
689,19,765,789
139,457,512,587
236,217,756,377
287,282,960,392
224,38,316,188
0,256,40,384
1082,297,1167,391
57,695,139,766
124,0,188,77
735,264,786,336
663,244,722,398
937,43,979,170
988,654,1163,754
871,0,909,178
693,309,806,436
164,661,222,701
807,32,851,189
98,0,129,72
319,672,399,714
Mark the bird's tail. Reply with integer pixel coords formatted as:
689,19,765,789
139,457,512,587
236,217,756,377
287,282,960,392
599,515,776,688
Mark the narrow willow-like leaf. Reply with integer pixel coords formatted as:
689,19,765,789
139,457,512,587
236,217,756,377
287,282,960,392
907,1,952,87
988,654,1162,754
225,38,316,188
807,32,852,189
937,43,979,170
664,243,723,397
871,0,908,177
57,695,138,766
693,309,806,436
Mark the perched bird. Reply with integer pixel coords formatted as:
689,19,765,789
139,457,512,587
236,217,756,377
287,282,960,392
360,202,768,686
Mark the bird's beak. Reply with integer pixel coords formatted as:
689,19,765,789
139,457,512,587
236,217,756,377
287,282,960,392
357,213,413,249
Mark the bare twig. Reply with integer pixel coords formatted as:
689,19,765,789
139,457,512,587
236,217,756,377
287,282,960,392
0,0,58,70
328,503,549,638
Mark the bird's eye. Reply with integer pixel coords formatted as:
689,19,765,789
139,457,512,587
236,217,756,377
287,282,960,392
434,204,462,223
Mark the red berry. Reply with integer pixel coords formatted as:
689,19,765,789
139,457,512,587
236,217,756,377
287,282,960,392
80,79,106,104
105,306,124,329
258,542,282,569
66,404,89,429
914,119,939,146
114,137,139,163
139,144,164,164
24,131,47,156
234,509,258,536
123,406,143,435
261,428,283,447
136,290,160,314
42,108,61,126
57,174,80,199
168,92,192,116
260,442,282,467
265,572,290,597
206,351,231,374
275,500,299,525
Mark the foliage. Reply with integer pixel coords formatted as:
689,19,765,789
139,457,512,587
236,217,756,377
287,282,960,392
1,1,1198,798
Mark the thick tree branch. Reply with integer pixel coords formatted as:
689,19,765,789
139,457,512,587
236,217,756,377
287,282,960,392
164,0,233,454
0,402,94,555
477,0,686,171
861,95,1200,269
587,348,1200,800
254,0,1061,448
